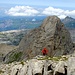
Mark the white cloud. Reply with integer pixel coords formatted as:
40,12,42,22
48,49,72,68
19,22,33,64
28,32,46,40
6,6,39,16
42,6,75,19
6,6,75,19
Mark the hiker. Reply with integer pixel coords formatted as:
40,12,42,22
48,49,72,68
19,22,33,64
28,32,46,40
42,48,48,55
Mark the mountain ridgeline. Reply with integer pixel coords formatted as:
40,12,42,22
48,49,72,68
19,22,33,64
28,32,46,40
4,16,74,63
62,16,75,29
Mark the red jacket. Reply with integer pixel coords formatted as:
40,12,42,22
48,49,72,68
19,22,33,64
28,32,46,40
42,48,48,55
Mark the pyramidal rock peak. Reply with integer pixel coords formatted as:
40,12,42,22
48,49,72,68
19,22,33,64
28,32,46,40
18,16,73,58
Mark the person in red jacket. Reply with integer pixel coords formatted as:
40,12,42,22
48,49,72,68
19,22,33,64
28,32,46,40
42,48,48,55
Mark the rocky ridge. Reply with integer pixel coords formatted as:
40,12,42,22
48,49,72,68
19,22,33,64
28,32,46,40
3,16,74,63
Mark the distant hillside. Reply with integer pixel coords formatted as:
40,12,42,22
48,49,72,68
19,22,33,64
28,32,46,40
0,16,75,31
0,29,30,45
0,44,16,56
0,43,17,62
0,16,46,31
62,16,75,29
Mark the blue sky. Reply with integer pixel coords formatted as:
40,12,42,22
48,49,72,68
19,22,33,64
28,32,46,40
0,0,75,7
0,0,75,18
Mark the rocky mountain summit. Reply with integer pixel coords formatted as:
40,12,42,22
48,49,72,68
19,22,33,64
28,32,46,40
0,16,75,75
19,16,74,58
3,16,74,63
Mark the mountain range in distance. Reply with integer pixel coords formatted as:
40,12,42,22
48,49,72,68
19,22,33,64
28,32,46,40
0,16,46,31
0,16,75,31
62,16,75,29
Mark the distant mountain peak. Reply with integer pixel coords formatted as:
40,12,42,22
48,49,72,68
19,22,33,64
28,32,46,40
62,16,75,29
66,16,72,18
64,16,75,21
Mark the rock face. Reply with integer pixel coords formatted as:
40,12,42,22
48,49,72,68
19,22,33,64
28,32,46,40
1,55,75,75
3,16,74,63
19,16,73,58
0,56,67,75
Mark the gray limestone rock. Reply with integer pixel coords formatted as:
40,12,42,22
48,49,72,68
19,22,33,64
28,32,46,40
1,55,75,75
19,16,73,58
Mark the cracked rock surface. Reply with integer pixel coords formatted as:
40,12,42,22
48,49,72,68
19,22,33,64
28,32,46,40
0,55,75,75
